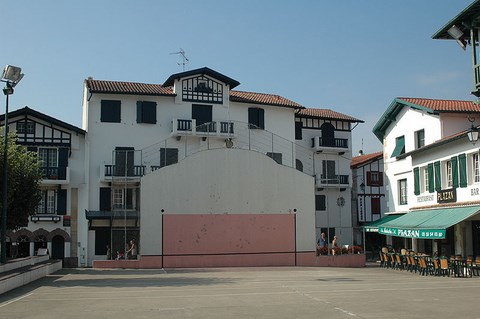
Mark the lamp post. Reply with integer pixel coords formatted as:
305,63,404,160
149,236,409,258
1,65,24,264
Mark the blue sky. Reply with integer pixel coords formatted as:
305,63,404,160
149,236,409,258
0,0,475,154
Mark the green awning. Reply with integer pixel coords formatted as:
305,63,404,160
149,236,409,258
391,136,405,158
364,214,403,232
378,205,480,239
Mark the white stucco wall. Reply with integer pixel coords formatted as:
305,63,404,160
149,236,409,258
140,148,315,255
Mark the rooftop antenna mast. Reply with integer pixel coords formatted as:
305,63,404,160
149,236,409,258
170,48,189,71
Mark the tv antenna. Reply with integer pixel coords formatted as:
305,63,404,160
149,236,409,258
170,48,189,71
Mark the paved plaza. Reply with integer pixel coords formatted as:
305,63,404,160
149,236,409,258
0,265,479,319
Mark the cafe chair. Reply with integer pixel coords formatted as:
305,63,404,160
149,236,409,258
439,258,450,277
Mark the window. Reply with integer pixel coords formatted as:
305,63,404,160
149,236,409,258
113,188,135,210
399,179,408,205
446,160,453,188
371,198,381,214
182,75,223,103
38,148,58,178
36,190,56,214
248,107,264,129
16,121,35,134
391,136,405,157
101,100,121,123
315,195,326,211
423,167,429,193
266,152,282,164
474,153,480,183
295,121,303,140
136,101,157,124
160,148,179,167
415,129,425,149
36,189,66,215
114,147,134,176
367,171,383,186
320,123,335,147
322,160,336,183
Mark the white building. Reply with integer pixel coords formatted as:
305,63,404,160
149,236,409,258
294,108,363,248
82,67,321,267
1,107,86,266
372,97,480,255
350,151,387,252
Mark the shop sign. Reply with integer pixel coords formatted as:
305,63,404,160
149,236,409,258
379,226,445,239
437,188,456,204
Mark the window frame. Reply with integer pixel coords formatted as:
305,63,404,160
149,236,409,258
445,160,453,188
415,129,425,149
399,179,408,205
474,153,480,184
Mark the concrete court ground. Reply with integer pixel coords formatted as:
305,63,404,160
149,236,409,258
0,266,479,319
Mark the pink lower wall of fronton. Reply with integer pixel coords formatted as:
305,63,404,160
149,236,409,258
295,251,317,266
163,214,295,255
164,252,295,268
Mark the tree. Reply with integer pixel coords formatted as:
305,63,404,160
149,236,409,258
0,131,43,230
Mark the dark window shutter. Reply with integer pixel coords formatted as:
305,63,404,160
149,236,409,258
413,167,420,195
101,100,121,123
160,148,179,167
451,156,459,188
58,148,69,180
57,189,67,215
459,154,467,187
267,152,282,164
295,122,303,140
248,108,264,129
136,101,143,123
378,172,384,186
371,198,381,214
315,195,326,210
126,189,133,209
258,108,265,129
434,161,441,192
428,163,434,193
99,187,111,211
142,101,157,124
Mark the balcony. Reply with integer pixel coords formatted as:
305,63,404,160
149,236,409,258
311,136,348,154
41,166,70,185
100,165,145,182
171,119,235,138
316,174,349,188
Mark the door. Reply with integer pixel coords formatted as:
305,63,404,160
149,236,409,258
51,235,65,260
321,123,335,146
115,147,134,176
192,104,213,132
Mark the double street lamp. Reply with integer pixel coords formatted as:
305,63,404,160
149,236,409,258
1,65,24,264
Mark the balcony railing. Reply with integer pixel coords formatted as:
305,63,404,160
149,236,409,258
41,166,67,180
312,137,348,150
474,63,480,95
171,119,235,137
104,165,146,177
316,174,349,186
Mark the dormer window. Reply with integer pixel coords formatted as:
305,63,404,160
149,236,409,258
16,121,35,134
182,75,223,104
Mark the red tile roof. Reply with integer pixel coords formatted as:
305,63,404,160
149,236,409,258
230,90,302,109
297,108,363,122
398,97,480,113
85,79,303,109
86,79,175,96
351,151,383,168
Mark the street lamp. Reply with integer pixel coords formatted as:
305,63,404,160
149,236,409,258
1,65,24,264
467,115,479,145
